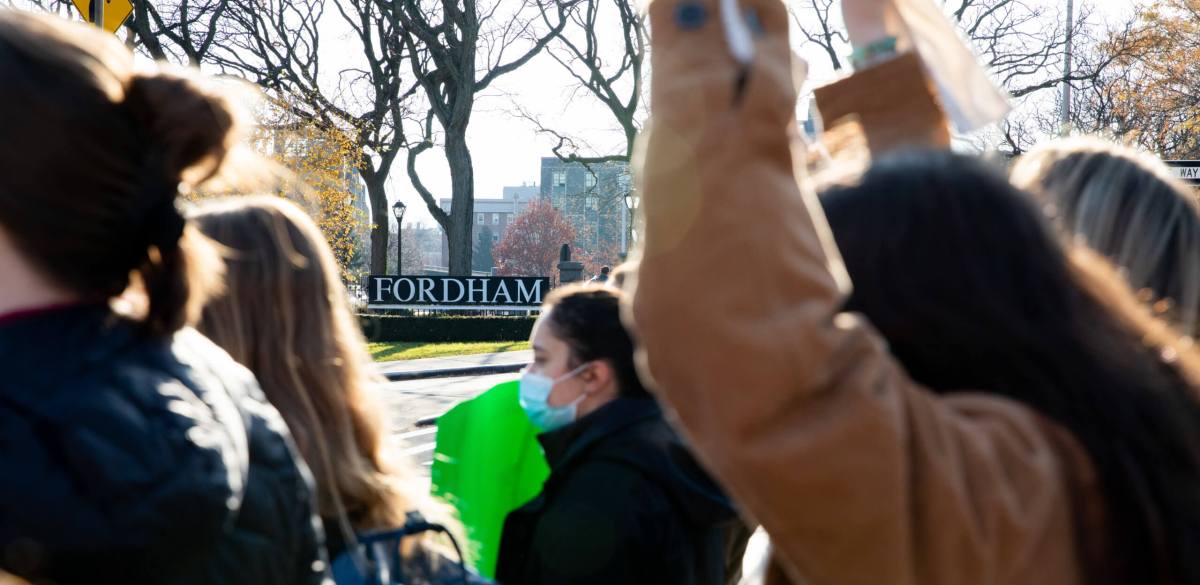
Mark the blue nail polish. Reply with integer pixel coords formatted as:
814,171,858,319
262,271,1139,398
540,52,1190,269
675,2,707,30
743,8,764,36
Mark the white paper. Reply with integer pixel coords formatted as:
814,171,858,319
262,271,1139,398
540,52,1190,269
893,0,1011,132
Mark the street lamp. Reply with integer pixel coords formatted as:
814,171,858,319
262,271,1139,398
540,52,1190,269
622,188,637,258
392,200,406,275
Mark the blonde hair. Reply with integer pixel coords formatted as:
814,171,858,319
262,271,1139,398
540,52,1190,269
192,196,435,540
1013,137,1200,335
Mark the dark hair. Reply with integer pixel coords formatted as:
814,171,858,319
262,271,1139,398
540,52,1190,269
600,266,611,274
543,284,648,398
0,11,232,336
821,150,1200,585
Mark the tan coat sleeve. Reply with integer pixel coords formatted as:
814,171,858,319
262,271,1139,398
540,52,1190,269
625,1,1084,584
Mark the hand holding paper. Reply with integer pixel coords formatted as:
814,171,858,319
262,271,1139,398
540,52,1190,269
841,0,1010,132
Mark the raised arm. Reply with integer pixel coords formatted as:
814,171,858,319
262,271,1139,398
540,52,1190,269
625,0,1084,583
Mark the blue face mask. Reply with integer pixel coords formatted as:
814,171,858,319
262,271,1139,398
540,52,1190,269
519,363,591,432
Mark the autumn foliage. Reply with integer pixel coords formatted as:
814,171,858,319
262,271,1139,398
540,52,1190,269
1092,0,1200,157
252,118,367,280
493,199,577,279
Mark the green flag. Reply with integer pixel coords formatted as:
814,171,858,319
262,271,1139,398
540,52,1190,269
430,380,550,578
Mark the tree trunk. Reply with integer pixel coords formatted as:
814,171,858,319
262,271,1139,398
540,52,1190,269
445,134,476,276
363,171,390,275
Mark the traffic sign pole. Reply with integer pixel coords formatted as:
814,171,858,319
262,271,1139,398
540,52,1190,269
90,0,104,30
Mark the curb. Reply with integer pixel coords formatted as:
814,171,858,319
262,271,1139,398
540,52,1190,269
382,362,527,382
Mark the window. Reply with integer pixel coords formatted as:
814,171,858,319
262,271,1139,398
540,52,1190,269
492,234,499,244
585,196,599,210
492,213,500,225
477,213,485,224
585,173,597,188
553,170,567,188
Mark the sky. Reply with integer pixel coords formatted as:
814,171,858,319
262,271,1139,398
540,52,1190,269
36,0,1143,231
387,0,1143,229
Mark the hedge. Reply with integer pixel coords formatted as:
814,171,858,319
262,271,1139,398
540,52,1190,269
360,314,536,342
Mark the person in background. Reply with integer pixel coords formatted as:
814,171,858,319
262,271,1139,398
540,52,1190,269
0,10,327,584
590,266,611,283
607,262,635,289
625,0,1200,583
495,285,751,585
194,196,488,585
1011,137,1200,335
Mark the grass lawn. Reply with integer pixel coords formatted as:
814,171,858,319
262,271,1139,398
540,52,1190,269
369,340,531,362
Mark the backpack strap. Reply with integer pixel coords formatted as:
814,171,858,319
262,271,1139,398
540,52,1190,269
333,512,471,585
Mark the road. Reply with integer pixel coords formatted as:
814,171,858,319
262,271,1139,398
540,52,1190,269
371,372,519,470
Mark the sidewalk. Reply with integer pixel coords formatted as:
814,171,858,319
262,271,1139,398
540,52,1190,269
377,349,532,381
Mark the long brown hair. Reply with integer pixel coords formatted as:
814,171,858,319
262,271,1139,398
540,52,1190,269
0,10,235,335
822,150,1200,584
193,196,426,536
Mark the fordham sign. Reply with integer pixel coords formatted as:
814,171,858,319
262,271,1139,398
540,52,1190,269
367,275,550,310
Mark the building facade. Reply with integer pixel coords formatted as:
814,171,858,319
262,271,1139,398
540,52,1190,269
539,158,631,256
439,184,539,270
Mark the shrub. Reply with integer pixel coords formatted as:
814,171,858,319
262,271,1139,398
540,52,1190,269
360,314,536,342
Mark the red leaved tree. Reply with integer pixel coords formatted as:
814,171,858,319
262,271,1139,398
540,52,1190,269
494,199,577,279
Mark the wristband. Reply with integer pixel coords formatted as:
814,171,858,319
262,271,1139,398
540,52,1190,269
850,36,898,69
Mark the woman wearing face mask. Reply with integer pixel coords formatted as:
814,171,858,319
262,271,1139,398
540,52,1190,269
494,285,751,585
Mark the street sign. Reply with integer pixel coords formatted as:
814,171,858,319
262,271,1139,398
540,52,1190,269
71,0,133,34
1165,161,1200,187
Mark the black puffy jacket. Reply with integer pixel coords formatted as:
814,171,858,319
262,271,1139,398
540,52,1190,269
0,304,329,584
495,396,753,585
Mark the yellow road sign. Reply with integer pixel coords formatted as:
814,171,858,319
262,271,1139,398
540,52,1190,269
71,0,133,34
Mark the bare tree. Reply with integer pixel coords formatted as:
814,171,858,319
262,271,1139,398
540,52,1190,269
395,0,575,276
531,0,646,164
508,0,645,257
128,0,231,64
788,0,1128,153
3,0,72,17
213,0,416,274
792,0,847,71
4,0,230,70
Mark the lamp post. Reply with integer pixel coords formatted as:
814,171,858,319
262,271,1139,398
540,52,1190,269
622,188,637,259
392,200,406,275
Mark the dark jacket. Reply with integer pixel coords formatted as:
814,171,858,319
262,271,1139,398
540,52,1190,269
495,396,751,585
0,305,329,584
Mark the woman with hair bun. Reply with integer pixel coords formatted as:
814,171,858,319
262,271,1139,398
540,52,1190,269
0,11,327,584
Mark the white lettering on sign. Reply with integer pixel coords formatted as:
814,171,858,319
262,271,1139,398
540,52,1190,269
375,277,394,302
517,279,544,304
417,278,436,302
1173,167,1200,179
392,278,416,303
467,278,488,303
442,279,466,303
492,280,513,304
1166,161,1200,181
367,275,550,306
